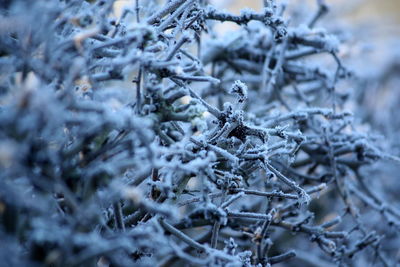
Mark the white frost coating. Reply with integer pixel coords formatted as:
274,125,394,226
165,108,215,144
290,23,312,36
323,34,340,52
230,80,248,104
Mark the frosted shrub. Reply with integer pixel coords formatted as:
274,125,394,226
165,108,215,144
0,0,399,266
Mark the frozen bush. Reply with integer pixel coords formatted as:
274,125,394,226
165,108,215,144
0,0,399,266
